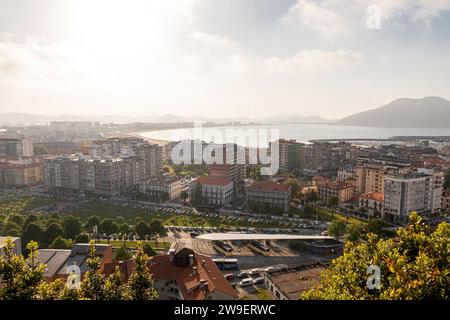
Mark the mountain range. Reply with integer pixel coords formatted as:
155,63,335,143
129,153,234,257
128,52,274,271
1,96,449,128
337,96,450,128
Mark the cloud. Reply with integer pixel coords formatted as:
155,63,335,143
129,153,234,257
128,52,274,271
0,33,80,84
190,31,239,50
280,0,450,37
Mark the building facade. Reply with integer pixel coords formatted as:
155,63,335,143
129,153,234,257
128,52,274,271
191,176,234,207
246,181,291,213
383,173,434,222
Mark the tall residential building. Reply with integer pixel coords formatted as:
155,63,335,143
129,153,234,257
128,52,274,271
300,142,355,174
43,155,140,197
209,143,246,200
383,173,434,222
271,139,304,171
89,137,163,179
0,138,34,157
417,168,444,212
0,159,43,186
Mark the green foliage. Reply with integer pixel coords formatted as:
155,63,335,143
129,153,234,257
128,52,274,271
328,220,347,239
327,196,340,208
0,239,46,300
79,241,107,300
49,236,72,249
84,215,101,232
44,222,64,245
75,233,89,243
346,223,364,242
303,212,450,300
135,220,151,239
114,244,133,261
105,266,125,300
22,222,44,247
127,242,158,300
99,218,119,235
62,216,82,239
142,242,157,256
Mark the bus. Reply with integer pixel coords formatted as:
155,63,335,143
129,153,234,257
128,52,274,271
213,258,239,271
249,240,271,256
213,241,233,256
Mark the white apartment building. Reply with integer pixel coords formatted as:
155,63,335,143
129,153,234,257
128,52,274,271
383,173,434,222
417,168,444,212
140,176,183,200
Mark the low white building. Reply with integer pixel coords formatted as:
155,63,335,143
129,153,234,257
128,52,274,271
190,176,234,207
140,176,183,200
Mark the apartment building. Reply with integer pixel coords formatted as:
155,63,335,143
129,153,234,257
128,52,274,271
270,139,304,171
246,181,291,213
0,138,34,157
208,143,246,199
43,155,135,197
354,161,407,195
0,159,43,186
359,192,384,217
383,173,434,222
300,142,355,174
316,178,355,203
89,137,163,179
140,176,184,200
442,189,450,211
190,176,234,207
417,168,444,212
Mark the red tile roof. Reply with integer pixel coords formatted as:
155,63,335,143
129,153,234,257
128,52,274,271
149,253,238,300
360,192,384,201
247,181,290,192
197,175,232,186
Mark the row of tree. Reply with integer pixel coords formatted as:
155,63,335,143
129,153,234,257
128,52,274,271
304,212,449,299
0,239,158,300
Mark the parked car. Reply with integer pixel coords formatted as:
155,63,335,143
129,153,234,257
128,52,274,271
239,278,253,287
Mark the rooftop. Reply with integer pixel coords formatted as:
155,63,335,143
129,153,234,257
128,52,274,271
247,181,290,192
196,233,332,241
197,175,232,186
266,263,326,300
360,192,384,201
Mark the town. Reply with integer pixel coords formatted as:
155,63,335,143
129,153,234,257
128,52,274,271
1,121,449,300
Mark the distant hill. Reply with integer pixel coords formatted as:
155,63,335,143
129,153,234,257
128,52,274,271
337,97,450,128
0,112,332,125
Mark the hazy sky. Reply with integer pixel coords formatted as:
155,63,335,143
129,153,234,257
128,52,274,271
1,0,450,119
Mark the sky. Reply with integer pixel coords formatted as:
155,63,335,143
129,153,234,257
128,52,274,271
1,0,450,119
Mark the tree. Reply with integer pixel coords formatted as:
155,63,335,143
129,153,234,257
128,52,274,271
84,215,101,232
135,221,151,239
44,223,64,246
79,241,107,300
127,242,158,300
105,266,125,300
328,196,340,208
366,218,390,237
49,236,72,249
99,218,119,235
303,212,450,300
306,190,319,203
62,216,82,240
22,222,45,247
0,239,46,300
114,244,132,261
284,178,300,196
346,223,364,242
149,220,167,246
328,220,346,239
142,242,157,257
75,233,89,243
191,182,203,206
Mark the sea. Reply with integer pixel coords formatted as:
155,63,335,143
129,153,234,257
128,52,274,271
138,124,450,148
